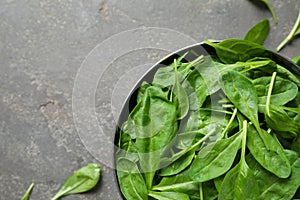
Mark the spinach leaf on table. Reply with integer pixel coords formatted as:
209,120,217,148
277,10,300,51
117,158,148,200
51,164,101,200
245,19,270,44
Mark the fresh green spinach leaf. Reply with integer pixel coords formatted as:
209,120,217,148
160,150,195,176
246,150,300,200
51,164,101,200
265,104,299,136
173,59,189,119
204,39,266,64
189,129,242,182
253,75,298,106
247,125,291,178
245,19,270,44
117,158,148,200
218,121,258,200
220,70,268,148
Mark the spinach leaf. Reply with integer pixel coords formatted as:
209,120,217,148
173,59,189,119
152,53,203,88
160,150,195,176
253,75,298,106
21,183,34,200
193,56,221,94
220,70,268,148
218,120,259,200
204,39,266,64
153,169,198,194
189,129,242,182
175,109,229,150
247,150,300,200
161,126,220,169
293,55,300,65
217,58,276,74
152,66,175,87
149,191,190,200
247,125,291,178
277,10,300,51
202,180,218,200
116,121,139,162
132,86,178,188
245,19,270,44
51,164,101,200
276,64,300,87
213,175,225,193
292,135,300,153
117,158,148,200
182,68,208,110
259,0,277,23
265,104,299,136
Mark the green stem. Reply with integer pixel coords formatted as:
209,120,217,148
241,120,248,162
222,104,235,108
220,108,237,139
266,72,277,116
200,108,233,115
21,183,35,200
164,128,217,164
280,106,300,114
199,182,204,200
277,11,300,51
264,1,277,23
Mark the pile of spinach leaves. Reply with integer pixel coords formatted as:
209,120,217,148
116,20,300,200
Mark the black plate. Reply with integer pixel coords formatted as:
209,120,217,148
113,42,300,199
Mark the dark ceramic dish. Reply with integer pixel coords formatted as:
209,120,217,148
113,42,300,199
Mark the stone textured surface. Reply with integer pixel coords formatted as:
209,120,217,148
0,0,299,199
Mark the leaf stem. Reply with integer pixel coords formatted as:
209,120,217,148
266,72,277,116
51,179,87,200
241,120,248,162
264,1,277,24
199,183,204,200
21,183,35,200
163,127,217,164
277,11,300,51
220,108,237,139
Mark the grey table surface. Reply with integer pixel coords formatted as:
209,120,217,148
1,0,300,199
